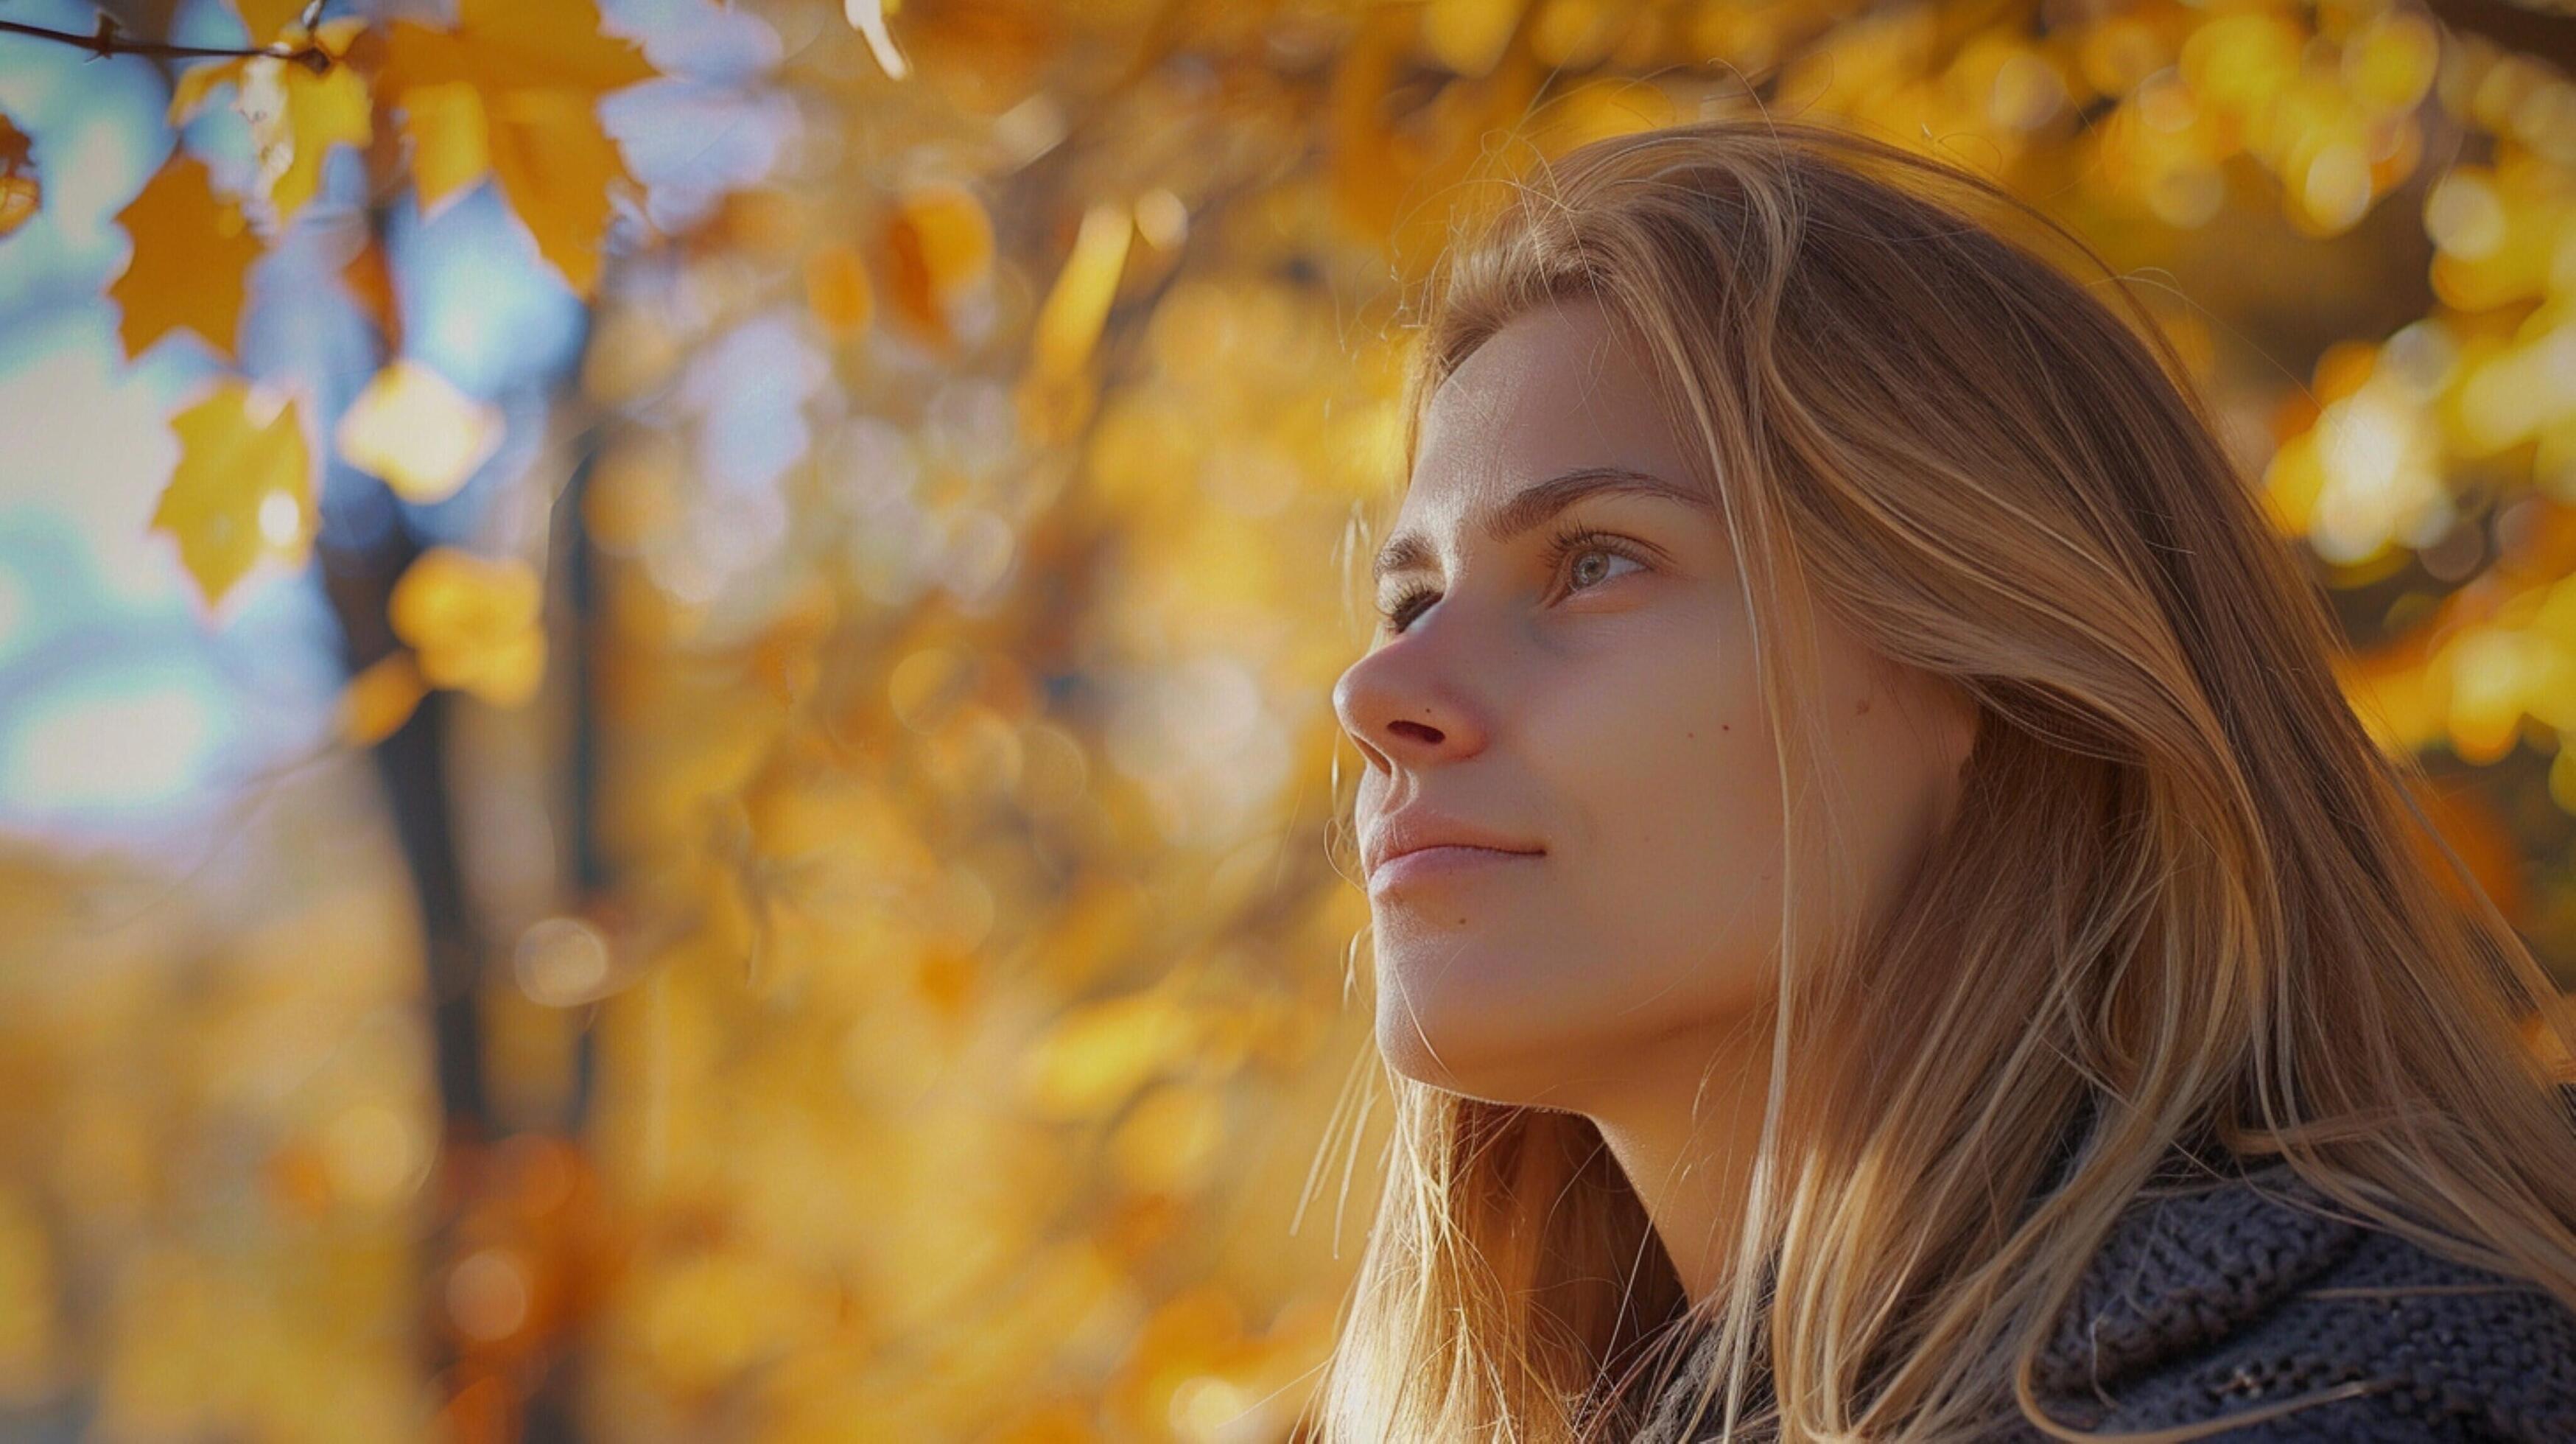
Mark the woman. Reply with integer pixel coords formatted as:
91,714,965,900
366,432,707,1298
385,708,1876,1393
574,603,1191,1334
1319,116,2576,1442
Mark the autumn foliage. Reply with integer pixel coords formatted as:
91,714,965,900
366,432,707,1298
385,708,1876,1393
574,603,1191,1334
1,0,2575,1440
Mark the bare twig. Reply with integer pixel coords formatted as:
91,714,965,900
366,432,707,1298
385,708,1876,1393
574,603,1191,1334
0,14,332,73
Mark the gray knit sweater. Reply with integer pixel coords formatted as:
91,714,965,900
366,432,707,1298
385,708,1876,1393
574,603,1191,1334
1638,1154,2576,1441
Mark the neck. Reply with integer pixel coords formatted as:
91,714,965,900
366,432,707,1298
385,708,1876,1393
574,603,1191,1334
1576,1013,1778,1311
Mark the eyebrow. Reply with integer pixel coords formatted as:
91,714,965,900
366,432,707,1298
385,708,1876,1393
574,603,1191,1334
1371,466,1715,585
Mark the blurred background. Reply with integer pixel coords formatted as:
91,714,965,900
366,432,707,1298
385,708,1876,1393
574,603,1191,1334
2,0,2575,1439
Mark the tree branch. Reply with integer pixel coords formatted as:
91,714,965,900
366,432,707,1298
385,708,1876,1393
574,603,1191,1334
0,14,331,72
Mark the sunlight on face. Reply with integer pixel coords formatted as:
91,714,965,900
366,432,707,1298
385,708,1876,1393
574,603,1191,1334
1331,295,1973,1110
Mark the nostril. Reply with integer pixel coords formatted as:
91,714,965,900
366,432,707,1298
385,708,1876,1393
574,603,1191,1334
1389,720,1443,743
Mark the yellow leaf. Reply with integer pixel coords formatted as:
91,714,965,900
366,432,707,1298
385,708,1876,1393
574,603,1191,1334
109,154,262,361
233,0,309,43
168,57,248,127
897,183,992,298
1032,200,1131,381
382,0,656,97
844,0,910,79
387,547,546,707
0,111,35,240
882,183,992,343
1109,1082,1228,1194
1017,983,1196,1121
169,21,373,223
380,0,657,296
334,359,502,502
337,651,427,747
236,52,371,222
400,82,491,214
150,382,314,609
486,87,627,298
712,186,805,257
804,242,874,336
1422,0,1523,77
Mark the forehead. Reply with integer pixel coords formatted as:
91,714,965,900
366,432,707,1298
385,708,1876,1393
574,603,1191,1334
1373,300,1716,583
1395,297,1695,531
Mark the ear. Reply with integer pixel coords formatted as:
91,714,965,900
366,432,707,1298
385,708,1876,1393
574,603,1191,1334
1918,674,1981,841
1937,681,1968,830
1945,679,1982,777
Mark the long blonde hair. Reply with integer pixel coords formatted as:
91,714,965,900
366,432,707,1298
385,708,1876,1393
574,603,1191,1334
1308,114,2576,1443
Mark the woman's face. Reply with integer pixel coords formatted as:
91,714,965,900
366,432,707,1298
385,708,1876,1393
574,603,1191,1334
1332,295,1976,1110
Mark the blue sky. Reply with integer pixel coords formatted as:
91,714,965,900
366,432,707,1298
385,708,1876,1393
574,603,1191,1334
0,0,792,846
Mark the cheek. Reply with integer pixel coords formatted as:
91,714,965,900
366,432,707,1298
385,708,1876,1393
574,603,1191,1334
1559,680,1789,1027
1540,624,1784,909
1580,727,1783,912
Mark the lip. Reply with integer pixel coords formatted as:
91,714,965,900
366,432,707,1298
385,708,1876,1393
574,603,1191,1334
1369,843,1544,891
1363,809,1545,883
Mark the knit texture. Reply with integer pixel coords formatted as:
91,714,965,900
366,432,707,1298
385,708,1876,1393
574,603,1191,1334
1638,1135,2576,1440
1999,1160,2576,1441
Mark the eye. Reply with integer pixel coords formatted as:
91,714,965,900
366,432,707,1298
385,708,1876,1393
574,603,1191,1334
1373,523,1652,636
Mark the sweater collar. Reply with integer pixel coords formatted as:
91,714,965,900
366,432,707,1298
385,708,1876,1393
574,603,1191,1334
2025,1159,2364,1399
1634,1160,2362,1441
1640,1087,2576,1439
1638,1166,2359,1434
2032,1079,2576,1400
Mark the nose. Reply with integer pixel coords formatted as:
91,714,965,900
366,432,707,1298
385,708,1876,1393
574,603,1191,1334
1333,637,1486,774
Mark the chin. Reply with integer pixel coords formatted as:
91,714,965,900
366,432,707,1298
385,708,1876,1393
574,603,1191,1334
1372,1001,1566,1105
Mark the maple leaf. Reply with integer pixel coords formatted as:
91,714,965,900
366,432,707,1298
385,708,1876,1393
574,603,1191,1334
399,81,488,213
0,111,35,240
231,0,311,43
169,17,373,224
334,358,502,503
387,547,546,707
380,0,658,297
483,86,632,298
804,242,874,336
150,381,315,610
882,183,992,346
108,153,262,362
337,651,427,748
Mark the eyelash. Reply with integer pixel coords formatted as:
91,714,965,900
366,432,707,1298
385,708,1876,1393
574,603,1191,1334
1375,522,1650,635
